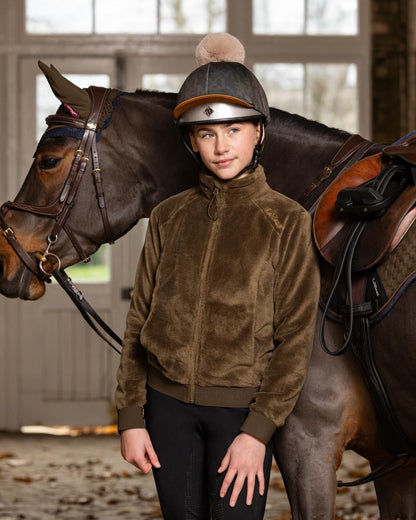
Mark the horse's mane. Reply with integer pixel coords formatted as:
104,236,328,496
269,106,351,142
131,89,177,109
125,90,351,144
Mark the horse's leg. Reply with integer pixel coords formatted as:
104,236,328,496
273,411,341,519
362,284,416,519
370,460,416,519
273,313,377,519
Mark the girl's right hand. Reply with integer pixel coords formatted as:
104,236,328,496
120,428,161,474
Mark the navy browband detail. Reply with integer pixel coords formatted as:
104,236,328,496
34,91,124,156
35,126,85,156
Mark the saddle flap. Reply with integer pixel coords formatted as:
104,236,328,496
314,152,416,271
313,153,382,255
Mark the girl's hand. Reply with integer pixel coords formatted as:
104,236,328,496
217,432,266,507
120,428,161,474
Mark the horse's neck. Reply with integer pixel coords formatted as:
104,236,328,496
106,96,351,232
108,92,199,217
263,110,350,202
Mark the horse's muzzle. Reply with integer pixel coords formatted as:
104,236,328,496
0,259,46,300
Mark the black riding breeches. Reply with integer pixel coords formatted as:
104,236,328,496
144,387,273,520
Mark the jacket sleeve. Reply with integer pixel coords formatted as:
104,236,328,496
240,208,320,444
114,211,161,432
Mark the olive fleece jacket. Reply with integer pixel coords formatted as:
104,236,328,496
115,165,320,444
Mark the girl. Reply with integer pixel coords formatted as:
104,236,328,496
116,33,320,520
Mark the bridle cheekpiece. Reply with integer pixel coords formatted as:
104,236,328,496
0,86,115,284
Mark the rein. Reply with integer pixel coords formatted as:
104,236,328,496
0,86,122,354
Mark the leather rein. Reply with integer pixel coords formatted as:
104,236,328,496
0,86,122,353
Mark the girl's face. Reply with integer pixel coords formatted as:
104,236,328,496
189,121,261,180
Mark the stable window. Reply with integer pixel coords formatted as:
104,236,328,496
25,0,226,34
253,0,357,35
251,0,364,133
254,63,357,133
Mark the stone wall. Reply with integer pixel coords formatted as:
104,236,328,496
372,0,414,142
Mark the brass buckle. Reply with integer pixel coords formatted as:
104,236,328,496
3,227,15,239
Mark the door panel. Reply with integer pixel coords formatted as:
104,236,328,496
17,57,121,427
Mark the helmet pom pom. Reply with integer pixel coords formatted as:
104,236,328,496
195,33,246,67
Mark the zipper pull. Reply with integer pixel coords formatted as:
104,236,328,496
207,186,220,221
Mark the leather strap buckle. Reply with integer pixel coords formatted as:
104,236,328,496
3,227,15,239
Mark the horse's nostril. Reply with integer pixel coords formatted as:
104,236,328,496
0,258,4,279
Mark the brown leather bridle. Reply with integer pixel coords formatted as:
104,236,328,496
0,86,114,283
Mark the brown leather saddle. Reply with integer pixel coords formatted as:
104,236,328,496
314,133,416,273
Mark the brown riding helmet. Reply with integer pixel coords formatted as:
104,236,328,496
174,61,270,126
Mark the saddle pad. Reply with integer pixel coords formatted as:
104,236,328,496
383,132,416,164
313,152,416,271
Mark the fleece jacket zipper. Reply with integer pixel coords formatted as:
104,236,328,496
189,186,220,403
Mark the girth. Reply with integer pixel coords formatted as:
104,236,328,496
0,86,115,280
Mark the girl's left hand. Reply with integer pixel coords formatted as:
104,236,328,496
217,432,266,507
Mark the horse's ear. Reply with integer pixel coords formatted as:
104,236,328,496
38,61,91,119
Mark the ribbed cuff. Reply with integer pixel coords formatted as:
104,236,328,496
117,406,145,433
240,410,276,445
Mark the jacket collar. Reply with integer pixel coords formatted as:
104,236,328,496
199,165,268,201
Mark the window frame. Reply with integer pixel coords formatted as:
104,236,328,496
16,0,371,136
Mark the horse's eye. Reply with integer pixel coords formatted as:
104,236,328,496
38,157,62,170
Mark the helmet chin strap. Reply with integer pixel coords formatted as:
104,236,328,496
232,121,264,179
180,121,265,179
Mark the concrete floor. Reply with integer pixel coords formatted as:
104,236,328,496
0,432,380,519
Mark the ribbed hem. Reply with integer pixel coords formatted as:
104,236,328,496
147,366,258,408
240,410,277,445
117,406,145,434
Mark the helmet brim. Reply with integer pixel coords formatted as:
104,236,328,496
176,103,264,126
174,94,252,120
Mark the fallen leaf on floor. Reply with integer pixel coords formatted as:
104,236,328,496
271,478,286,492
0,452,15,459
137,488,158,502
272,512,291,520
348,469,368,478
59,495,94,505
7,459,29,467
13,477,32,483
336,487,350,495
145,504,163,518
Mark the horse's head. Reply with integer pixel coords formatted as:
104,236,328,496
0,62,124,300
0,62,200,301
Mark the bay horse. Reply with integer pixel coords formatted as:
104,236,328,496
1,62,416,519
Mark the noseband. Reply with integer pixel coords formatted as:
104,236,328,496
0,86,115,283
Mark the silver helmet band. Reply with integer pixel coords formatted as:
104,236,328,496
177,102,263,125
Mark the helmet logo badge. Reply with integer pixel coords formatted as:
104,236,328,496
203,106,214,117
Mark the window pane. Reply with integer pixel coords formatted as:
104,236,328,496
253,0,304,34
254,64,304,115
36,73,111,282
307,0,357,35
65,245,111,283
160,0,226,33
26,0,93,34
95,0,157,33
306,64,357,132
142,73,186,93
254,63,357,133
253,0,357,35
